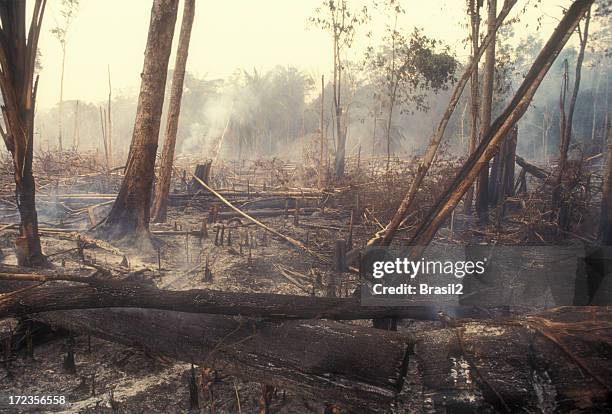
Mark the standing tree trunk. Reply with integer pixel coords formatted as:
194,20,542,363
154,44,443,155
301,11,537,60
591,65,600,144
560,8,590,169
318,75,325,188
333,34,345,179
101,0,178,241
152,0,196,223
58,44,65,151
107,65,113,169
554,8,590,225
602,127,612,245
73,100,79,149
0,0,47,267
464,1,481,214
476,0,496,222
385,83,398,173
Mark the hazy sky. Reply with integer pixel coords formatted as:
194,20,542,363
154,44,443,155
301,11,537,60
35,0,577,110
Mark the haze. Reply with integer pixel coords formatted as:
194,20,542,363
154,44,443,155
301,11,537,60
35,0,573,110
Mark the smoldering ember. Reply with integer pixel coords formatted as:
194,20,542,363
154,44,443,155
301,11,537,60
0,0,610,413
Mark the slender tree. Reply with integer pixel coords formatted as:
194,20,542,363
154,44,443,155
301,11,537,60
553,7,591,225
601,127,612,245
475,0,496,222
152,0,196,223
50,0,79,151
310,0,368,178
559,7,591,170
464,0,481,213
0,0,47,266
365,27,456,172
100,0,179,243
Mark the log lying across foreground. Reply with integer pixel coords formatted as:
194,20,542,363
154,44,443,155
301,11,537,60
1,273,611,411
9,301,612,412
0,273,509,321
36,309,411,411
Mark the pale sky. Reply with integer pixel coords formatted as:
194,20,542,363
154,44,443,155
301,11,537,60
35,0,577,110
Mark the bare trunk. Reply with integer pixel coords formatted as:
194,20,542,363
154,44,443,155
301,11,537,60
107,66,113,168
476,0,496,221
99,106,109,170
591,65,600,143
318,74,325,188
372,103,378,155
602,126,612,245
554,9,590,225
386,83,398,173
561,9,590,164
101,0,179,241
58,45,65,151
464,4,480,214
333,107,345,178
333,35,345,178
152,0,195,223
72,100,79,149
0,0,47,267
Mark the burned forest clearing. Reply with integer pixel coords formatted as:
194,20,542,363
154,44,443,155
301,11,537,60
0,0,611,413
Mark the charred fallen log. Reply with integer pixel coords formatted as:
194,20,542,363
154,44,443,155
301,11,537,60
0,275,502,321
515,155,550,180
36,309,411,412
409,306,611,412
4,298,610,412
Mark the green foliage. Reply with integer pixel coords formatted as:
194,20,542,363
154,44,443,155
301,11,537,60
365,27,457,114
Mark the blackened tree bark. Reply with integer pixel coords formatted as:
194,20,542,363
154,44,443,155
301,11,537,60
101,0,178,241
476,0,496,222
0,0,47,267
152,0,195,223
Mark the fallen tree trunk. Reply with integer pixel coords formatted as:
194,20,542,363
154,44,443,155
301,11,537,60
0,274,507,321
407,0,594,254
409,306,611,412
35,308,411,412
189,172,321,259
515,155,550,180
216,207,319,220
8,301,612,412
